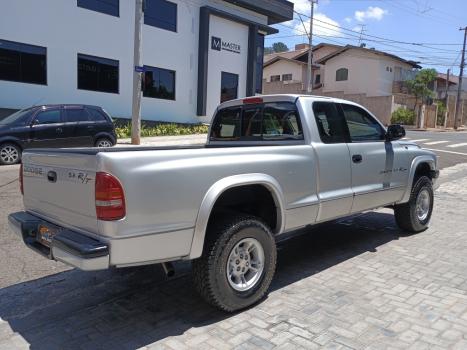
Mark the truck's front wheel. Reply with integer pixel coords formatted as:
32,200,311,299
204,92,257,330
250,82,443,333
394,176,434,233
192,216,276,312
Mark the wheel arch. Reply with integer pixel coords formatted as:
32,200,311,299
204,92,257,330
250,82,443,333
0,137,24,150
189,174,286,259
400,156,437,203
93,132,116,145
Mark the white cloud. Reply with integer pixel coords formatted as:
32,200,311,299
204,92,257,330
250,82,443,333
289,0,313,14
344,17,353,24
293,12,341,38
354,6,388,22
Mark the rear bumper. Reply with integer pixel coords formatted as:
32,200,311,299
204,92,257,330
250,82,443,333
8,211,109,271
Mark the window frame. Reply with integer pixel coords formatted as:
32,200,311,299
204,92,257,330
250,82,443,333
338,103,386,143
209,102,305,144
86,107,109,122
282,74,292,81
220,71,239,103
63,107,91,123
314,74,321,84
335,68,348,82
142,65,176,101
312,101,350,144
77,0,120,17
77,53,119,94
270,75,280,82
144,0,177,32
31,108,63,125
0,38,47,86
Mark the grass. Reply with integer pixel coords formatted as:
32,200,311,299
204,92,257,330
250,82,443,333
115,122,209,139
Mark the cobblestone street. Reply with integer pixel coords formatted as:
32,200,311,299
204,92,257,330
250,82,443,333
0,162,467,349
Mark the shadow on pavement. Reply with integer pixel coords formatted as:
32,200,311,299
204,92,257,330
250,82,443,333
0,211,403,349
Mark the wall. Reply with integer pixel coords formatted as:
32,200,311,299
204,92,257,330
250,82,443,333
321,91,394,125
263,60,304,83
205,14,249,120
0,0,268,124
262,81,305,95
322,49,414,97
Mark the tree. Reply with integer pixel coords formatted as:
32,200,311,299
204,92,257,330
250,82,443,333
264,42,289,54
406,68,437,128
264,47,274,55
272,42,289,53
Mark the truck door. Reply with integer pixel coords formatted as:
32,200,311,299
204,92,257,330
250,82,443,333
311,101,353,222
340,103,408,212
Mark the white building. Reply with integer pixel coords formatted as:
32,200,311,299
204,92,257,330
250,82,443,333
0,0,293,123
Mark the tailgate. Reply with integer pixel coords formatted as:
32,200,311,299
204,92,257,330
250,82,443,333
22,151,98,234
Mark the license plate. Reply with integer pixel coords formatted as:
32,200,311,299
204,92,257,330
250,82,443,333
37,224,61,247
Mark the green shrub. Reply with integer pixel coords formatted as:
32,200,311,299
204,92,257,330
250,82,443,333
115,122,209,139
391,108,415,125
436,102,447,126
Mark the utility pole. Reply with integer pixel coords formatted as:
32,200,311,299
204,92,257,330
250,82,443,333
131,0,143,145
454,27,466,130
358,24,366,46
306,0,316,94
444,68,450,128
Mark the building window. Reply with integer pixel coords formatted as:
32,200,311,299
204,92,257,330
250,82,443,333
255,33,264,94
220,72,238,103
78,53,119,93
282,74,292,81
144,0,177,32
0,39,46,85
315,74,321,84
270,75,280,82
143,65,176,100
77,0,119,17
336,68,348,81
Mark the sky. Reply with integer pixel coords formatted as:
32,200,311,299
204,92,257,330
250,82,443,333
266,0,467,76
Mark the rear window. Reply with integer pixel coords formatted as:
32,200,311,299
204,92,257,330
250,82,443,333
86,108,107,121
210,102,303,142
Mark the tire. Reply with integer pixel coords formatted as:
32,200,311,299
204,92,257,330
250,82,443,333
95,137,114,148
0,143,21,165
192,215,277,312
394,176,434,233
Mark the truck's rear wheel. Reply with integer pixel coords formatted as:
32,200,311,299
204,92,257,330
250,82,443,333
192,216,276,312
394,176,433,233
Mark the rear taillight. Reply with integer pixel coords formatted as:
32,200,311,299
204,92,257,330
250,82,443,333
19,163,24,195
95,172,125,221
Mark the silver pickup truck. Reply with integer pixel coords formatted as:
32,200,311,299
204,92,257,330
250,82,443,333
9,94,438,312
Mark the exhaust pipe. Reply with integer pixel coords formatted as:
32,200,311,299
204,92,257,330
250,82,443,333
161,262,175,277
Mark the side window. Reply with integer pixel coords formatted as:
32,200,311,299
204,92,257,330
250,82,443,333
312,102,347,144
210,107,241,140
64,109,89,122
341,104,385,142
336,68,348,81
86,108,107,121
262,102,303,140
33,110,61,125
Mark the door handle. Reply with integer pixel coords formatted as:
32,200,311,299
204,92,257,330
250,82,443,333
56,127,63,134
87,125,94,129
352,154,363,163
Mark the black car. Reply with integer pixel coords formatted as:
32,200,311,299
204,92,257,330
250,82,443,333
0,104,117,165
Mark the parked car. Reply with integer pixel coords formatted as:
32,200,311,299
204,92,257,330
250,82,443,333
9,95,439,312
0,104,117,165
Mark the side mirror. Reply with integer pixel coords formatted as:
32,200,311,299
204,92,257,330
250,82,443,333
386,124,406,141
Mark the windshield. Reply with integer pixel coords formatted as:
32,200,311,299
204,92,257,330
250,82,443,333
0,108,34,125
